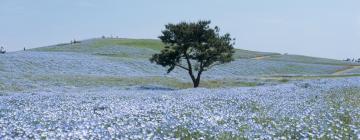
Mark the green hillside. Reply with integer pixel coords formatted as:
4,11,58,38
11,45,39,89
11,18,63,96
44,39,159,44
31,38,280,60
32,38,356,66
0,38,357,92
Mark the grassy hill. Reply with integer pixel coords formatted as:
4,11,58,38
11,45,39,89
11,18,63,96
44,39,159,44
32,38,357,65
0,38,358,92
32,38,281,59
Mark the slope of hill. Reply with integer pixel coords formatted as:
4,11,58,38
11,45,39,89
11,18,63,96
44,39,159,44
0,38,358,93
32,38,358,65
262,54,358,66
31,39,161,59
32,38,281,59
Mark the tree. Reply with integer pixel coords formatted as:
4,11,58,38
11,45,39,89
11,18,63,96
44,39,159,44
150,20,235,88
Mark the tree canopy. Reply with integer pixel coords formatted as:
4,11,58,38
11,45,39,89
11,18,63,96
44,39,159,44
150,20,235,88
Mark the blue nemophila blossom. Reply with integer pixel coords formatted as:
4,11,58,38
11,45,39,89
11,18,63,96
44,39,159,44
0,78,359,139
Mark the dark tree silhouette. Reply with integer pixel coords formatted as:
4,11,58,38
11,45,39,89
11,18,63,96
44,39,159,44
150,20,235,88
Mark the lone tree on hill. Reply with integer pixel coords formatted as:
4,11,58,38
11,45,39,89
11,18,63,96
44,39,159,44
150,20,235,88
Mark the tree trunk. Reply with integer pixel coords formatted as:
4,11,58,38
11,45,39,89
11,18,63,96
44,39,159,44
193,70,202,88
193,79,200,88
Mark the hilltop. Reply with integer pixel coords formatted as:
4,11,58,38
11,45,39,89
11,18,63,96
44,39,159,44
32,38,357,65
0,38,359,93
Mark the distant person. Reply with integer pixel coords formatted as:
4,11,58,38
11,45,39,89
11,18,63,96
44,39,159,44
24,47,26,51
73,39,79,44
0,46,6,54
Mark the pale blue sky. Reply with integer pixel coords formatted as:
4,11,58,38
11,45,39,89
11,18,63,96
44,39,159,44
0,0,359,59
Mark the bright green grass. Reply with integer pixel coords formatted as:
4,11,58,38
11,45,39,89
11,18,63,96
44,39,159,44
96,39,278,59
90,39,278,59
88,38,165,51
31,38,164,52
31,38,163,59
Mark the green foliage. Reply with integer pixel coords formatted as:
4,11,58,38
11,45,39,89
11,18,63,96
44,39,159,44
150,20,235,87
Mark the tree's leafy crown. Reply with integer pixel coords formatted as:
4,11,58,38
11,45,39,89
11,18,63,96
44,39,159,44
150,20,235,73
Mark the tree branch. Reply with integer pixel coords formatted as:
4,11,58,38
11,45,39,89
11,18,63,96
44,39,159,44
204,62,222,71
184,53,193,71
184,51,196,82
175,63,189,71
197,61,204,79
